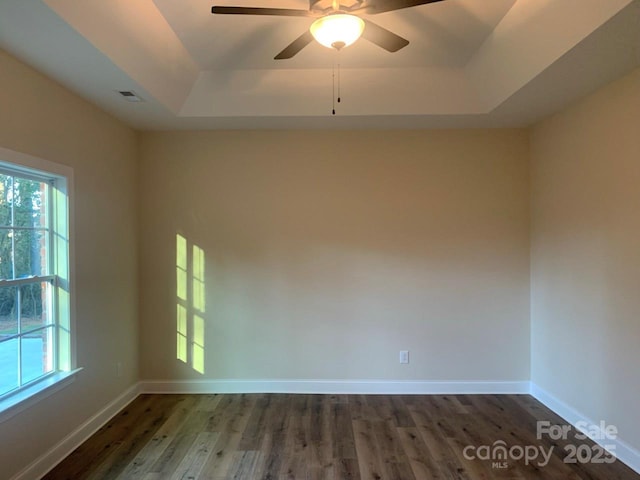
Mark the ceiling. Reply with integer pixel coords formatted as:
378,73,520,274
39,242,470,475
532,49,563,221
0,0,638,130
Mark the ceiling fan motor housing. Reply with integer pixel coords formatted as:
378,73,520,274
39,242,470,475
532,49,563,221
309,0,364,13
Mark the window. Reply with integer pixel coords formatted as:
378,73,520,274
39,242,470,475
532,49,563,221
0,149,73,410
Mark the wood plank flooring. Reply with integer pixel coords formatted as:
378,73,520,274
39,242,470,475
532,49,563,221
44,394,639,479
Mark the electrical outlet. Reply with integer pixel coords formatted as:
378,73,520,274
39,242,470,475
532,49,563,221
116,362,123,377
399,350,409,364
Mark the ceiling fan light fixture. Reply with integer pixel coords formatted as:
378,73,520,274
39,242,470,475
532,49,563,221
310,14,365,50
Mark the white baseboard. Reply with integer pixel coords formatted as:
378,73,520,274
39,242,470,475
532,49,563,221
11,383,141,480
530,383,640,475
140,379,531,395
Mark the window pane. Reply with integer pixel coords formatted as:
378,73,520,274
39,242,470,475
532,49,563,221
14,229,49,278
20,282,52,333
0,174,13,228
0,337,19,396
13,178,48,229
0,228,13,279
21,327,53,385
0,285,18,335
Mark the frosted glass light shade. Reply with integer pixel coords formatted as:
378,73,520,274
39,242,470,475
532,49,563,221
310,14,365,50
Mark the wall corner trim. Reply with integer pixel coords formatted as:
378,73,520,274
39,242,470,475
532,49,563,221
530,382,640,475
10,382,142,480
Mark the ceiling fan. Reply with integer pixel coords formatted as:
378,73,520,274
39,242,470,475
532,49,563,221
211,0,445,60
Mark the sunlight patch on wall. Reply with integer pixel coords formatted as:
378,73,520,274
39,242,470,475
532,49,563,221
175,234,206,374
176,304,187,363
176,234,187,301
192,244,205,374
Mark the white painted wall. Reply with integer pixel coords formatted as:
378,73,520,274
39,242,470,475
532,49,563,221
0,49,139,479
138,129,531,383
530,67,640,452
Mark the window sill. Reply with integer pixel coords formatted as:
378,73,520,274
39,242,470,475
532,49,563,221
0,368,83,424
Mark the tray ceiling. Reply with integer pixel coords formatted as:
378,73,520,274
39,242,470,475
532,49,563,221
0,0,638,129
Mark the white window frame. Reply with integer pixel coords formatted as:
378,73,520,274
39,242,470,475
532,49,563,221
0,147,79,422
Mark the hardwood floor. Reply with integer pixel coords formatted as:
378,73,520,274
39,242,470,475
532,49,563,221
44,394,639,479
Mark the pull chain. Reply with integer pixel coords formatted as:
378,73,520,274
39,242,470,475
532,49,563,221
332,50,342,115
332,62,336,115
337,61,341,104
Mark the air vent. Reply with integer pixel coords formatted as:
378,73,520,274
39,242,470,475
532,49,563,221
118,91,144,103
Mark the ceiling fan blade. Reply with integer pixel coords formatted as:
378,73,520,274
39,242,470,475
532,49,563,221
274,31,314,59
361,19,409,52
211,6,313,17
353,0,444,15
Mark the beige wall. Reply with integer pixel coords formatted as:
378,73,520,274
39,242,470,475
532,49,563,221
10,37,639,478
530,67,640,450
138,129,531,382
0,49,139,479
